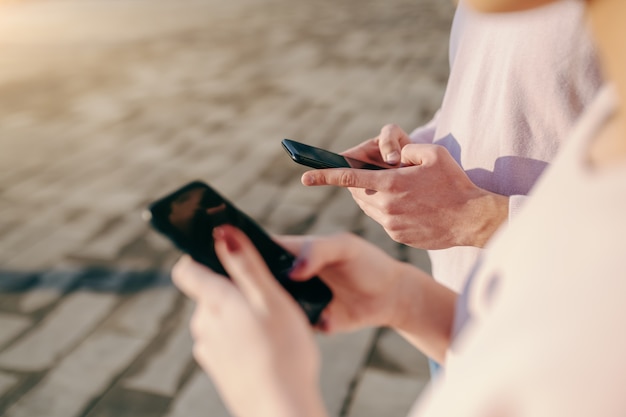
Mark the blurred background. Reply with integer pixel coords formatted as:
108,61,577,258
0,0,454,415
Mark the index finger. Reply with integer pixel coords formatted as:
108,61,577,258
301,168,384,190
171,255,233,302
213,225,287,311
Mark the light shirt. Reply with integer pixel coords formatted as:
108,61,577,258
411,85,626,416
410,0,602,292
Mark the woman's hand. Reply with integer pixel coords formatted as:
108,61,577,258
280,233,456,363
279,232,418,334
172,225,328,417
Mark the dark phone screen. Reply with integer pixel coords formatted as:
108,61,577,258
282,139,385,170
147,181,332,324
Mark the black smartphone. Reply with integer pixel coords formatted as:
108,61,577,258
144,181,332,324
281,138,386,170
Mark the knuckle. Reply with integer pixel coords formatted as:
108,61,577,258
170,259,186,284
380,199,395,216
189,310,204,340
192,343,208,368
381,123,399,134
389,232,405,244
379,124,399,141
383,174,403,193
432,144,450,159
382,215,400,232
337,171,356,187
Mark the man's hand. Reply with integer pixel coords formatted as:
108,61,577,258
301,144,509,249
277,233,411,334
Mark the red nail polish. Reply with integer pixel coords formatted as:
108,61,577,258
213,225,240,253
317,316,330,333
289,257,307,277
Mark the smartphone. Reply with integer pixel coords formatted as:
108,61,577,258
144,181,332,324
281,138,386,170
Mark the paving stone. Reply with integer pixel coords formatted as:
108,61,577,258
264,182,336,233
18,268,85,313
102,285,177,340
3,331,146,417
0,211,67,257
373,329,431,377
0,372,18,398
75,268,126,291
123,299,193,396
143,229,175,252
406,246,432,275
0,291,118,371
317,329,376,417
73,213,147,261
210,141,285,199
0,271,37,292
4,230,88,270
346,368,427,417
164,370,230,417
82,386,170,417
0,314,31,349
235,181,283,222
265,203,317,235
307,188,363,236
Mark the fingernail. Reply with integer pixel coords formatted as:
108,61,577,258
289,257,308,277
385,151,400,165
289,240,312,277
213,225,240,253
316,315,330,332
301,174,316,186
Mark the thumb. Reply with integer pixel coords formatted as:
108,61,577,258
399,143,431,167
378,124,411,165
278,234,355,282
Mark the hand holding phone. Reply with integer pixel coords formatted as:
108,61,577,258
144,181,332,324
281,139,387,170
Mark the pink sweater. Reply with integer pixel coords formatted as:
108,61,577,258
410,0,602,292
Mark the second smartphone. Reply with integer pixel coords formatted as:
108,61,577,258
145,181,333,325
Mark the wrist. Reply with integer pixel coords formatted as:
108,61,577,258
386,262,428,331
459,190,509,248
386,263,456,363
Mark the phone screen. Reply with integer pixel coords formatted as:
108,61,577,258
282,139,386,170
146,181,332,324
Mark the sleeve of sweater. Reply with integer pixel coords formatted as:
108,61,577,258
408,109,441,144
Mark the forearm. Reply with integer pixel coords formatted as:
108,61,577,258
388,263,457,364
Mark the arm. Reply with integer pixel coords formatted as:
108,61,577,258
391,262,457,364
172,228,457,417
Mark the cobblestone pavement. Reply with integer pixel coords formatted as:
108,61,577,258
0,0,454,416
